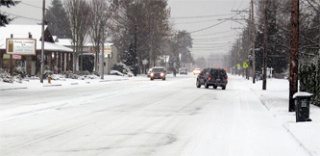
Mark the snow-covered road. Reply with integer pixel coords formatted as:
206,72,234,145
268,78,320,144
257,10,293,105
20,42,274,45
0,75,312,155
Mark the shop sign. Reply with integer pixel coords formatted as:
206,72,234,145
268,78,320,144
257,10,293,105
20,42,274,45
3,54,21,59
6,38,36,55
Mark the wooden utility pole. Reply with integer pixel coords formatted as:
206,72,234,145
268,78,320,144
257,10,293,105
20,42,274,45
246,17,250,80
262,0,269,90
289,0,299,112
101,22,105,80
9,34,13,76
251,0,256,84
40,0,45,83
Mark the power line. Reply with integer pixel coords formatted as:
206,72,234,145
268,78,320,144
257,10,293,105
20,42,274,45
191,30,234,37
172,13,233,19
20,2,43,9
4,12,42,22
189,19,228,34
188,9,248,34
175,19,218,25
193,33,236,39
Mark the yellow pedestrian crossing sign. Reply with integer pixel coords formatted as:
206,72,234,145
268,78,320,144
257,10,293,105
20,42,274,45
243,61,248,69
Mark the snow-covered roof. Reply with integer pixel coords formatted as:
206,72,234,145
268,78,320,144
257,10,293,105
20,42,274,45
56,38,73,46
0,25,72,52
40,42,73,52
52,36,58,42
56,38,114,48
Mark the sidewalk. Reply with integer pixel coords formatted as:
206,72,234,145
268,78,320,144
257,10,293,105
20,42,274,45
246,78,320,155
0,75,130,91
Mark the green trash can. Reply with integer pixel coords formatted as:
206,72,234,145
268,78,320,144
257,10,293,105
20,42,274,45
293,92,313,122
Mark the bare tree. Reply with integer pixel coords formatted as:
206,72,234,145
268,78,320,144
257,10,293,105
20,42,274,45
110,0,170,71
88,0,112,72
64,0,90,72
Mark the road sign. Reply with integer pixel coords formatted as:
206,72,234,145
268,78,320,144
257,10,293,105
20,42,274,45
243,61,248,69
237,63,241,70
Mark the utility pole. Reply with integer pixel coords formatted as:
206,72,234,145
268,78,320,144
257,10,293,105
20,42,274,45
262,0,269,90
289,0,299,112
9,34,13,76
100,22,105,80
40,0,45,83
246,14,251,80
134,24,137,74
251,0,256,84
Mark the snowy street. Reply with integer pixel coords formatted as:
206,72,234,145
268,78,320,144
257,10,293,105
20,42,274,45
0,75,319,156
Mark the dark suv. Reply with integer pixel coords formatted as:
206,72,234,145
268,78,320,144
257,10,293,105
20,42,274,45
196,68,228,90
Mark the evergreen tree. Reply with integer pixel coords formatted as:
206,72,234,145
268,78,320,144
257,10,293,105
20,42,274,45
0,0,17,27
254,0,290,74
177,31,193,65
45,0,71,38
123,43,138,76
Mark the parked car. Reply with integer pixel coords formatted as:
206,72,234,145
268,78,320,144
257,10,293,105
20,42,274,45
149,67,166,80
179,67,188,75
196,68,228,90
192,68,201,75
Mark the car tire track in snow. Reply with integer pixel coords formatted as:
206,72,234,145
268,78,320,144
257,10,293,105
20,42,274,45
0,75,316,156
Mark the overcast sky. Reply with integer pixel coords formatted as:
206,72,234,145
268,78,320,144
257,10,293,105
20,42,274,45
2,0,250,58
168,0,250,58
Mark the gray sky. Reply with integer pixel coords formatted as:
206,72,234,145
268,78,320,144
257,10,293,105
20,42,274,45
2,0,250,58
168,0,250,58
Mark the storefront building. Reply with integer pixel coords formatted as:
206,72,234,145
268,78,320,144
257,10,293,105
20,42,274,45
0,25,73,76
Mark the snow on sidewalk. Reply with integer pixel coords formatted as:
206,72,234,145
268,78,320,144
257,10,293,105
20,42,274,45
246,77,320,156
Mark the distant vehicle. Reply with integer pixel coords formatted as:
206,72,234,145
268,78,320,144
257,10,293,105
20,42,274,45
196,68,228,90
192,68,201,75
149,67,166,80
179,67,188,75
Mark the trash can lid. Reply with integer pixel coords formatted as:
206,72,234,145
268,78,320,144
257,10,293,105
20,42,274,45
293,92,313,98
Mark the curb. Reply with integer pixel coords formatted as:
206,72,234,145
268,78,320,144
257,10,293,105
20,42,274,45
0,87,28,91
43,84,62,87
99,79,129,82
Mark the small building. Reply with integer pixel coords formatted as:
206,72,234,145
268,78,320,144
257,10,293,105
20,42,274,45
0,25,73,76
55,38,119,74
